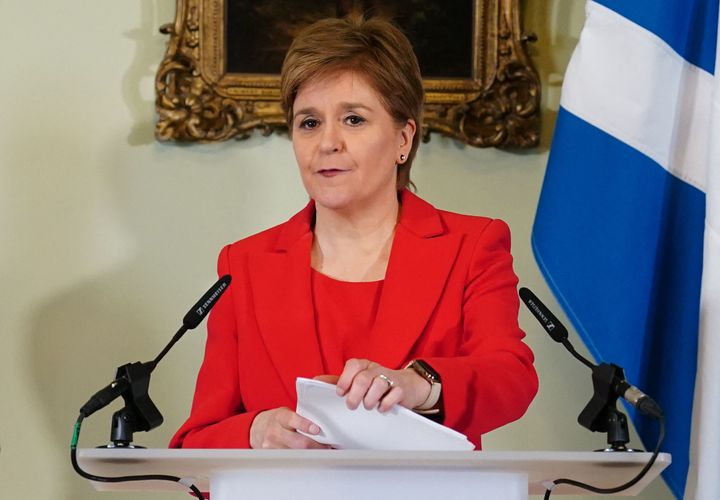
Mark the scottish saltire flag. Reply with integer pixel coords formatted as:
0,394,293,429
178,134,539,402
532,1,720,498
687,4,720,498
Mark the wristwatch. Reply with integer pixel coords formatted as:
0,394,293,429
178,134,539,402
404,359,442,415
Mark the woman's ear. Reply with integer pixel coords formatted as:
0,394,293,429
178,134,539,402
399,119,417,154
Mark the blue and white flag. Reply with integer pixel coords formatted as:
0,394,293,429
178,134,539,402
532,1,720,498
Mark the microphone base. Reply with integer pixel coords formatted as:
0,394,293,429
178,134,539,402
96,443,147,449
594,446,644,453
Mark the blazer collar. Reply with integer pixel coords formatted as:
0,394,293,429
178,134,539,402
274,197,315,252
250,190,462,398
396,188,447,238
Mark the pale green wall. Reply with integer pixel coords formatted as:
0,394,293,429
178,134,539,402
0,1,672,499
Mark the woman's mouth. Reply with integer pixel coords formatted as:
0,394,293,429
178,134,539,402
318,169,347,177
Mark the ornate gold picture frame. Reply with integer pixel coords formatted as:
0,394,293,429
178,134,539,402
156,0,540,148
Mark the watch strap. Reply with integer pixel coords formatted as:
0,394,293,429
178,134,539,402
404,359,442,414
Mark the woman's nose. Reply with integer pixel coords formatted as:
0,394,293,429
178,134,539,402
319,121,343,153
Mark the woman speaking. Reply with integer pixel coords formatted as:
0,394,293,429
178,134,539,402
170,14,537,450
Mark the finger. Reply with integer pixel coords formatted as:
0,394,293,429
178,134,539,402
378,386,404,413
363,375,393,410
275,414,330,449
262,413,327,449
344,368,375,410
336,358,372,396
286,412,322,436
283,428,332,449
313,374,339,385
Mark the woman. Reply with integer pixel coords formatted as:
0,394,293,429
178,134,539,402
170,14,537,450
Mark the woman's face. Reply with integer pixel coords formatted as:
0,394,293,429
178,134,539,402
291,71,415,212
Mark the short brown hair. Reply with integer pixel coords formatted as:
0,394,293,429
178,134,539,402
280,14,424,190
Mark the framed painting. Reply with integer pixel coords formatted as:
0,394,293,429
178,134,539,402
155,0,540,147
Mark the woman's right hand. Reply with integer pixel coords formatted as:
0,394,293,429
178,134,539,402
249,407,330,449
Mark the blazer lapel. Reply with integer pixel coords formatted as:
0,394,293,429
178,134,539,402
248,203,324,400
369,192,463,369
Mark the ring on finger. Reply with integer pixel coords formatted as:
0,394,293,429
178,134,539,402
378,373,395,388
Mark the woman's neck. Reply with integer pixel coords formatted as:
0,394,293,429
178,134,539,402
311,194,400,282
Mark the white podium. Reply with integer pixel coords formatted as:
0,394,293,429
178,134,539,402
78,449,670,499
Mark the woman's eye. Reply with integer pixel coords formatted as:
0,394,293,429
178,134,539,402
345,115,365,126
299,118,319,130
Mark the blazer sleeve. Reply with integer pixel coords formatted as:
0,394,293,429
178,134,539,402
169,245,260,448
422,219,538,446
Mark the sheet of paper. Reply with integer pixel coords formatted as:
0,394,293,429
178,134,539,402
295,378,475,450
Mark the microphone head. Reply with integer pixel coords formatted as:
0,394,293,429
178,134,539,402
183,275,232,329
518,287,568,343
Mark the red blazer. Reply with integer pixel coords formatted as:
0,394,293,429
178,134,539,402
170,190,537,449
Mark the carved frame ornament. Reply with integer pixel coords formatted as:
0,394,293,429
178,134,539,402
155,0,540,148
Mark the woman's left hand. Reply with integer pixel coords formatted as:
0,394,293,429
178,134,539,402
333,359,431,413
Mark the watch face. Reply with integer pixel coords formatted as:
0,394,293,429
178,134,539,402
414,360,439,383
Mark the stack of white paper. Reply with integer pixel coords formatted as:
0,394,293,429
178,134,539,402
295,378,474,450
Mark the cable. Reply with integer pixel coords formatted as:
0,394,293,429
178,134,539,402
543,414,665,499
70,415,205,499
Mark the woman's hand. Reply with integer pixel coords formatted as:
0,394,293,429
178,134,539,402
335,359,431,413
249,407,330,449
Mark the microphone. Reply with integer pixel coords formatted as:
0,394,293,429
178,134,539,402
71,277,231,498
78,275,232,419
150,274,232,369
183,274,232,329
518,287,662,418
518,287,568,342
519,287,594,369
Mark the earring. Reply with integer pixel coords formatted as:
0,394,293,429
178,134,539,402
400,154,406,162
